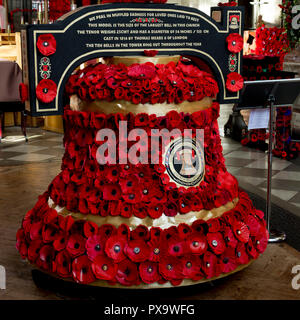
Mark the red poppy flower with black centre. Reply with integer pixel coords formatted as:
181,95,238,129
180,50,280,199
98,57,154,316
253,229,268,253
206,219,221,233
125,239,150,262
226,33,243,53
117,224,131,240
202,251,220,278
246,239,259,259
252,209,265,220
36,245,55,272
37,34,56,56
107,77,120,89
119,176,139,194
78,198,89,215
185,231,207,255
98,224,117,240
139,261,160,284
220,248,237,274
161,226,179,242
235,243,249,265
232,221,250,243
131,92,142,104
128,63,156,79
191,219,206,233
132,204,148,219
102,184,121,201
42,223,60,243
223,227,238,248
226,72,244,92
131,225,150,241
178,196,191,214
105,235,127,262
167,74,184,87
36,79,57,103
30,220,43,241
83,221,98,238
150,227,162,241
121,79,135,88
245,215,262,237
86,235,106,261
177,223,193,240
122,191,141,204
53,250,72,278
90,112,106,129
72,255,95,284
166,110,183,129
116,258,139,286
119,202,133,218
207,232,226,255
66,234,86,258
164,201,178,217
163,236,186,257
53,233,68,252
135,113,149,126
58,215,74,233
27,240,43,263
92,255,117,281
146,203,164,219
159,256,182,281
181,255,203,280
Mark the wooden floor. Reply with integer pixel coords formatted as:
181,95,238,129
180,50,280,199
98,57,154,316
0,161,300,300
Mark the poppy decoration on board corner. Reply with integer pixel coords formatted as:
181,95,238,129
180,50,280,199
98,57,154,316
36,79,57,103
37,34,57,56
226,33,243,53
226,72,244,92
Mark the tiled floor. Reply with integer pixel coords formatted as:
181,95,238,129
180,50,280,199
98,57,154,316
1,110,300,218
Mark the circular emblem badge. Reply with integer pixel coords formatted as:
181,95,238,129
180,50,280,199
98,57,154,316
164,138,205,187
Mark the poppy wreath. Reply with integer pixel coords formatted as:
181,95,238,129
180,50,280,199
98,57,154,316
255,25,290,62
65,58,219,105
279,0,300,50
46,103,240,219
16,188,269,286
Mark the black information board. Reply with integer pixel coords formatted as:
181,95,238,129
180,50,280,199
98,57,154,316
22,3,244,116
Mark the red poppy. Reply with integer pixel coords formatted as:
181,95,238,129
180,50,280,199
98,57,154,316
163,236,186,257
83,221,98,238
206,219,221,233
30,220,43,241
37,34,56,56
226,72,244,92
102,184,121,201
185,232,207,255
144,50,158,57
146,240,160,263
66,234,86,258
27,240,43,263
125,239,150,262
207,232,226,255
19,83,29,103
159,256,182,281
92,255,117,281
53,250,72,278
202,251,219,278
53,233,68,252
116,259,139,286
235,243,249,265
105,235,127,262
36,245,55,272
245,215,261,237
139,261,160,284
226,33,243,53
117,224,131,240
146,203,164,219
178,223,193,240
131,225,150,241
36,79,57,103
181,255,203,280
98,224,117,240
223,227,238,248
246,239,259,259
42,223,60,243
86,235,106,261
220,248,237,273
72,255,95,284
253,229,269,253
232,221,250,243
